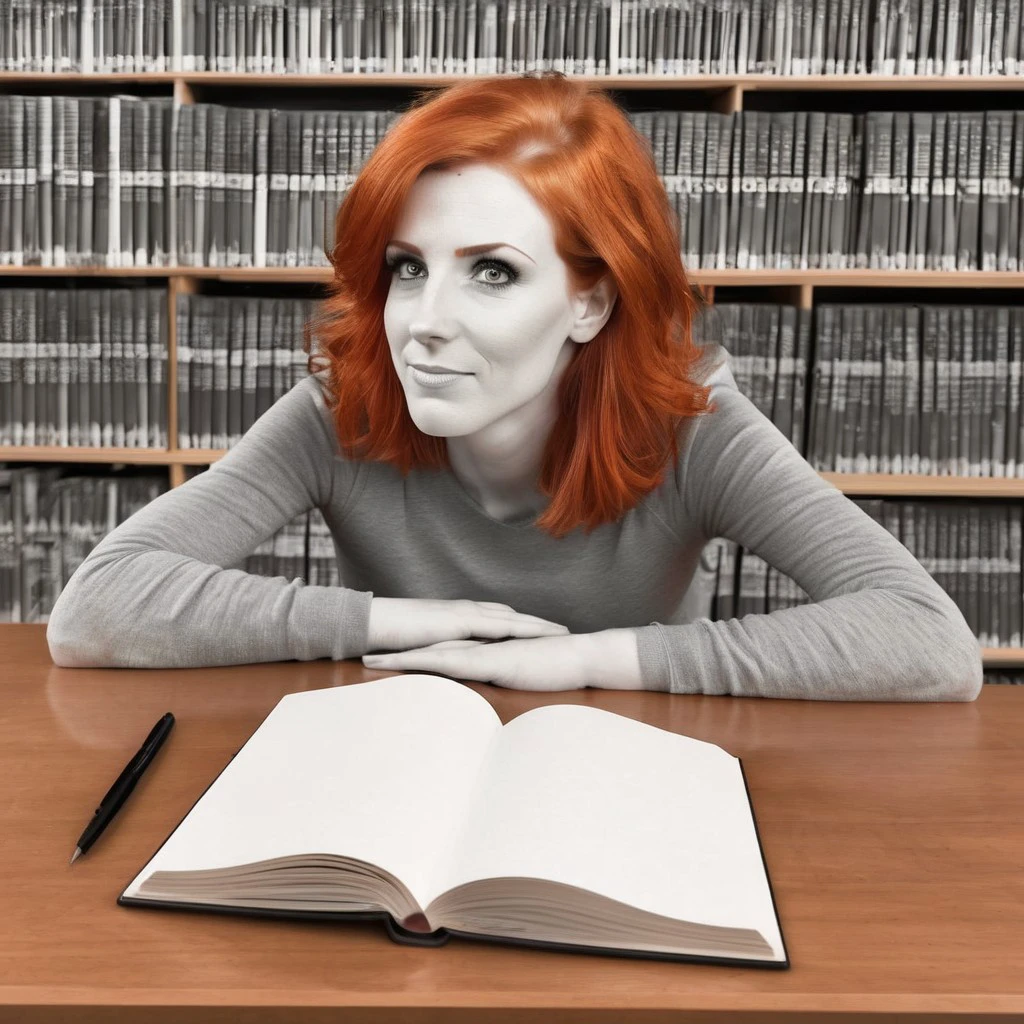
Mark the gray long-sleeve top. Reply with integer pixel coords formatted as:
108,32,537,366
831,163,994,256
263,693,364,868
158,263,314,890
46,349,984,700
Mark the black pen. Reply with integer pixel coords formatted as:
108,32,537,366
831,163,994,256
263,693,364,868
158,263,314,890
70,712,175,865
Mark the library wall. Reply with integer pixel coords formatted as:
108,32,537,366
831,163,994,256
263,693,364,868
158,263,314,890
1,0,1022,684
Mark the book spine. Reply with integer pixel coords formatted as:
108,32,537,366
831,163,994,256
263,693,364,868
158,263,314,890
99,289,112,446
148,287,164,448
193,104,208,268
133,288,148,450
22,96,38,266
118,97,133,267
213,297,228,449
134,100,149,266
107,96,120,268
225,106,242,268
227,297,243,445
175,291,190,449
208,103,226,267
111,289,125,447
122,287,138,448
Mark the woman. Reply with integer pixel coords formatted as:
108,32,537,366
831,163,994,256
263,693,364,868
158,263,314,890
46,73,982,700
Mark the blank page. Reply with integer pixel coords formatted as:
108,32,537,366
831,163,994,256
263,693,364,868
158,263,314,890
123,675,503,909
425,703,783,960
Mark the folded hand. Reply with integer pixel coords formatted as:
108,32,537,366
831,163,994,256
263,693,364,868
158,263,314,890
362,633,593,691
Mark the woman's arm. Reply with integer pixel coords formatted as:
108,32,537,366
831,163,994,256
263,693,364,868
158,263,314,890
46,374,373,668
632,359,984,701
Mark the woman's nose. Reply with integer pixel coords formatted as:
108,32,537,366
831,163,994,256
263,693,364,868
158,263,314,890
408,270,459,340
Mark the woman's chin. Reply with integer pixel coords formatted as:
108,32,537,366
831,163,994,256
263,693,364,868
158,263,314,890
408,411,473,438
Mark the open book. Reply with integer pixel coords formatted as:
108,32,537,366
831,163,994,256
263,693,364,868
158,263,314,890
119,675,789,968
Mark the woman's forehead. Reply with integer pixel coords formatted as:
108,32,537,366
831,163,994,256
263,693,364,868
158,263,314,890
394,166,556,252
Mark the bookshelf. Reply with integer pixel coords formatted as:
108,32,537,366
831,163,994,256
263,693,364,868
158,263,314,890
2,71,1024,89
2,14,1024,668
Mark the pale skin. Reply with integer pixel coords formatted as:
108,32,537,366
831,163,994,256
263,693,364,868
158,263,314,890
362,162,644,691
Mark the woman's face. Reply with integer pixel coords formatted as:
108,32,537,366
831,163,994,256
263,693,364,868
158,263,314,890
383,163,590,441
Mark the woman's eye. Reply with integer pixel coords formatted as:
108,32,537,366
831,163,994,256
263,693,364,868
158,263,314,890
386,256,518,291
387,257,424,280
475,259,518,290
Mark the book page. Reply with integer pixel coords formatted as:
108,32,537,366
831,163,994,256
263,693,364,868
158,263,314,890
425,704,782,956
123,675,502,909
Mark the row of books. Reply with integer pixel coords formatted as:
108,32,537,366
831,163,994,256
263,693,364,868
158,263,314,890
0,463,314,622
175,295,321,449
2,463,1022,661
0,288,169,448
659,109,1024,272
4,0,1024,78
0,465,167,621
4,97,1024,272
6,291,1024,478
706,301,1024,478
692,500,1023,648
985,672,1024,684
0,288,318,449
171,103,400,268
0,96,399,268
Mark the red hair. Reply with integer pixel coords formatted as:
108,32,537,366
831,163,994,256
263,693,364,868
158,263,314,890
307,71,717,538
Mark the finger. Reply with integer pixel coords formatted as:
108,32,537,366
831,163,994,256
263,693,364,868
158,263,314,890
472,615,570,638
362,646,498,683
420,639,487,651
466,622,565,641
365,639,487,660
501,620,570,637
475,604,569,632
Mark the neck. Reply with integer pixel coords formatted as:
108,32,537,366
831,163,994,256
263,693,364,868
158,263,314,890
446,410,553,522
445,350,574,523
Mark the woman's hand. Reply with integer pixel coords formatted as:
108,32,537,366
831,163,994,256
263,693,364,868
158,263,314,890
363,635,589,690
362,629,643,692
366,597,570,651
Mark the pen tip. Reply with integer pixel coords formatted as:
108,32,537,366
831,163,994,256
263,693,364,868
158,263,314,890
70,847,81,865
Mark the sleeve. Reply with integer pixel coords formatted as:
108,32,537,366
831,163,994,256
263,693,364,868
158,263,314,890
45,374,374,668
633,355,984,701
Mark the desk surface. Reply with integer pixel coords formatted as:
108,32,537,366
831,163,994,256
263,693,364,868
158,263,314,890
1,623,1022,1024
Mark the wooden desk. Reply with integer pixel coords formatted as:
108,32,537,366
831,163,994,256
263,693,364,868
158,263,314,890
1,623,1021,1024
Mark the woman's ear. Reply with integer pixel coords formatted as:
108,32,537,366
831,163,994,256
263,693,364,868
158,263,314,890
569,275,618,344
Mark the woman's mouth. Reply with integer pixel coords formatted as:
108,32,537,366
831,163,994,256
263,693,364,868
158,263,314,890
408,366,472,388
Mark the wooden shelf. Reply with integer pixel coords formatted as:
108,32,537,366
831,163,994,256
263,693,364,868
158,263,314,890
0,71,180,84
2,71,1024,91
4,266,1024,288
980,649,1024,668
0,447,179,465
692,270,1024,288
819,474,1024,498
0,265,333,280
0,265,177,277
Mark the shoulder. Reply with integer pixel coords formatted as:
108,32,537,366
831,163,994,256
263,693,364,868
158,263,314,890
673,342,740,460
691,341,738,397
632,344,738,527
219,371,348,485
266,370,345,458
676,344,842,538
682,340,787,449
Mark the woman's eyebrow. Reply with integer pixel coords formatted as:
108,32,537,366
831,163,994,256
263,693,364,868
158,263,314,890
387,240,536,264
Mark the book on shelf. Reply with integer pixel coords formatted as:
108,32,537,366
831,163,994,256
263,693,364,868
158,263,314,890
5,91,1024,271
118,673,790,968
3,0,1023,77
